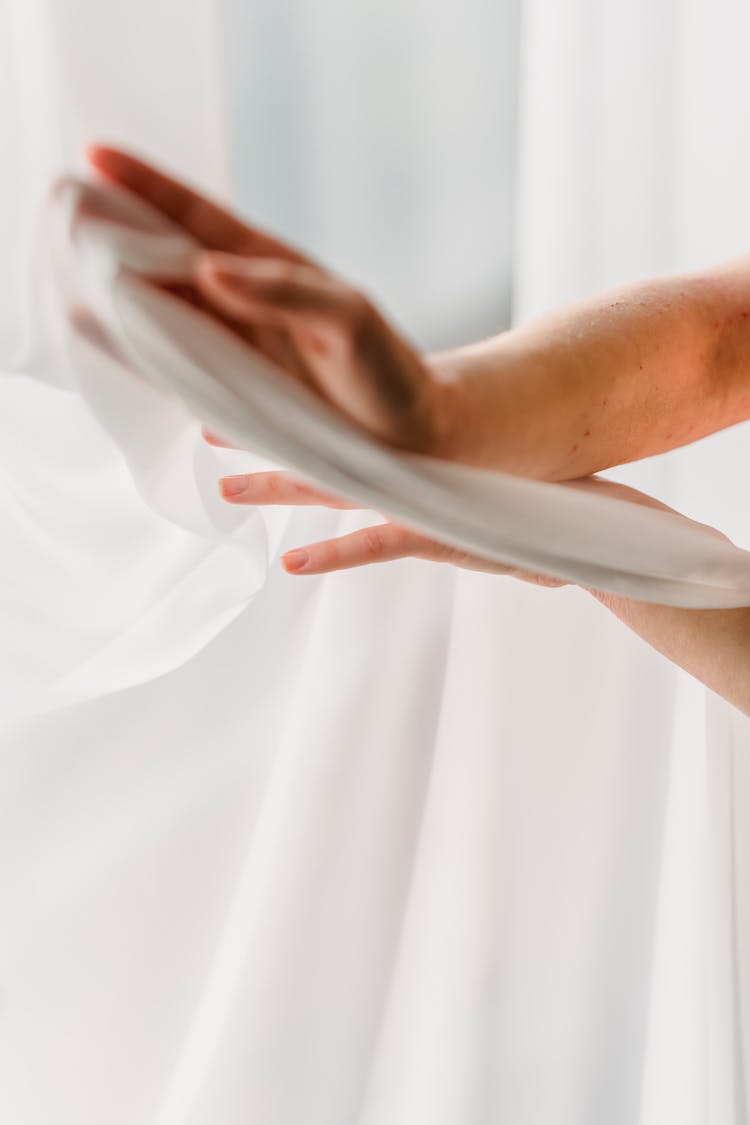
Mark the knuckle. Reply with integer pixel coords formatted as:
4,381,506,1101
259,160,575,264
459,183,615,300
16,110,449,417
291,477,314,499
265,472,284,499
360,527,385,559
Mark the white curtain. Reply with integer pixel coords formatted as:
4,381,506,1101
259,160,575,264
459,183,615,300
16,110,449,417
0,2,747,1124
516,8,750,1118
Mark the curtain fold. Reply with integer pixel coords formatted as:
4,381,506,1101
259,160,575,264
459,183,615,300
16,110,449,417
515,3,750,1117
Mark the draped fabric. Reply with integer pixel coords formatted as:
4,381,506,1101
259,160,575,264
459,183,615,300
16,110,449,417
516,7,750,1117
0,2,748,1123
46,176,750,613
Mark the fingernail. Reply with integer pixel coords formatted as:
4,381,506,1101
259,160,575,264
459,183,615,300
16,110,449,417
220,475,249,498
282,549,309,573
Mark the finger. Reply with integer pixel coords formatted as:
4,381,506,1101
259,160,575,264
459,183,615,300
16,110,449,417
87,145,311,263
195,253,362,324
196,253,434,449
202,426,237,447
220,471,355,508
279,522,570,581
281,523,429,574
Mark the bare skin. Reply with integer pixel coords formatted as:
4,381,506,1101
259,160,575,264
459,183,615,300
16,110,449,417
87,145,750,715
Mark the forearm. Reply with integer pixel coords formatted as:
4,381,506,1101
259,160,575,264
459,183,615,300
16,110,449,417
434,259,750,481
588,590,750,716
579,485,750,716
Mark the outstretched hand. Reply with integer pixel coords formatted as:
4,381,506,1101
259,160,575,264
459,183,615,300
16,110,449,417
88,146,722,585
212,470,727,582
87,145,458,455
217,468,568,583
87,145,489,578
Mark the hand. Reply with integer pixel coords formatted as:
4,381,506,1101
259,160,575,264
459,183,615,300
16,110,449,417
87,145,459,455
85,147,726,587
217,469,729,581
218,468,567,584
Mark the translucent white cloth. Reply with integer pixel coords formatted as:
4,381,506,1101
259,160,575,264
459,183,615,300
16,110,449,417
0,1,748,1124
48,176,750,612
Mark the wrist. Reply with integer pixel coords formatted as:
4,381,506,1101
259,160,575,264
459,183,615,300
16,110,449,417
425,338,544,475
424,347,477,463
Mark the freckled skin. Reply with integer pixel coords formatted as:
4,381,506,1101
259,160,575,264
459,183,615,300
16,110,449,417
434,263,750,482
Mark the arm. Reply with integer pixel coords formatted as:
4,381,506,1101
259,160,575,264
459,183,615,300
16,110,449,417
434,259,750,481
88,145,750,481
87,146,750,715
216,469,750,716
590,592,750,715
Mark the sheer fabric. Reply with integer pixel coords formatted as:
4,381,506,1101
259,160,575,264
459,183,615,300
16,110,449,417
46,176,750,612
0,1,747,1123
